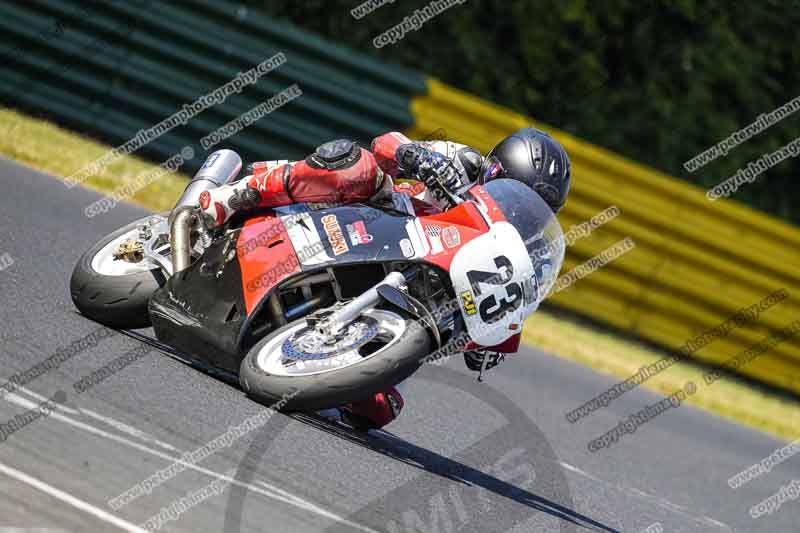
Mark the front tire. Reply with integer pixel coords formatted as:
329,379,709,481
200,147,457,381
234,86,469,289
70,217,166,329
239,308,432,411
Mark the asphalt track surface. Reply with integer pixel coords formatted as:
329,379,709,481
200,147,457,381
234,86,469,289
0,158,797,532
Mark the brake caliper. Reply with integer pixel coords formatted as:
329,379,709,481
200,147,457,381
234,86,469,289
113,238,145,263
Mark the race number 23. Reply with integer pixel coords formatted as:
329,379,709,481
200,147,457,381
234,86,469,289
466,255,522,323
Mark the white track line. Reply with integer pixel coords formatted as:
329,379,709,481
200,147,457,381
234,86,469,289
12,385,80,415
559,461,733,531
2,392,379,533
77,407,179,452
10,386,176,452
0,461,147,533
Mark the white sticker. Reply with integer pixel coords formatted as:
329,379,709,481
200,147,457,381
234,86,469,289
426,225,444,255
443,226,460,248
400,238,414,258
282,213,333,266
345,220,373,246
405,219,429,259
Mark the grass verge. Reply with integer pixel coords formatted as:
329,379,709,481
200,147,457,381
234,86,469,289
0,108,190,212
3,106,798,442
524,308,800,441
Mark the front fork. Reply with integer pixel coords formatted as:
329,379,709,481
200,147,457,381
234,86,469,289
313,271,408,338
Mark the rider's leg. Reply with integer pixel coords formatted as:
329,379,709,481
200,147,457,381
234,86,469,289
249,140,386,207
201,140,389,225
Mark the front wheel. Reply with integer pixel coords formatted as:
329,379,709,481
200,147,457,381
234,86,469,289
239,308,432,411
70,216,167,329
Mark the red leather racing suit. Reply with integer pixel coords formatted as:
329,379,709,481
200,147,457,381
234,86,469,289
199,133,483,224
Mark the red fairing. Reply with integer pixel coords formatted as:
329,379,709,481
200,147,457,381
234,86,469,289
462,333,521,353
416,201,488,271
371,131,411,177
248,148,381,207
236,216,300,315
468,184,507,224
488,333,522,353
409,197,441,217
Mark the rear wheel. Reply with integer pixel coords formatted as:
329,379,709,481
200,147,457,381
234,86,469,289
239,308,432,411
70,216,167,329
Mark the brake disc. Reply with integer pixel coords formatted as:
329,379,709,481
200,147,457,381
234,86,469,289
281,316,379,361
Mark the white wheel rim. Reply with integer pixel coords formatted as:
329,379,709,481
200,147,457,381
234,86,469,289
256,309,408,377
90,228,159,276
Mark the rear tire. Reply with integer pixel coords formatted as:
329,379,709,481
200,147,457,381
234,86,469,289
239,309,431,411
70,217,166,329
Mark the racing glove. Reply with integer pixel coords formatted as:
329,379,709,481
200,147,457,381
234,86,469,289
198,182,261,227
396,144,464,203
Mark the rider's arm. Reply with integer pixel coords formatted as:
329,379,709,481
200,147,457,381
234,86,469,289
371,132,451,181
371,132,413,178
372,132,483,182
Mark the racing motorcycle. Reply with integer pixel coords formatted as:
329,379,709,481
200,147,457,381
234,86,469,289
70,150,564,411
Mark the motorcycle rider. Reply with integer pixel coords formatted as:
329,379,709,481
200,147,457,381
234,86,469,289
199,128,571,429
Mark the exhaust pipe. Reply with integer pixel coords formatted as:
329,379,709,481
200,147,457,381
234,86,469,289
169,150,242,274
173,149,242,211
170,206,197,274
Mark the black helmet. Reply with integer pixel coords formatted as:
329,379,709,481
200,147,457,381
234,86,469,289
480,128,571,212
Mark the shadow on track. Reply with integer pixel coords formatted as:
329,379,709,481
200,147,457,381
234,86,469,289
115,328,616,532
294,411,619,533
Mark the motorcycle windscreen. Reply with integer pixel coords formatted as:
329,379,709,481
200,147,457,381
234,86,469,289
482,179,565,300
449,179,565,346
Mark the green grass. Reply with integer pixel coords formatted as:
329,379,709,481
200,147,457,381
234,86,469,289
0,108,190,212
524,308,800,440
3,106,799,441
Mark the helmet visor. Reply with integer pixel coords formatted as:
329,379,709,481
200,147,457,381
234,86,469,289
481,156,504,181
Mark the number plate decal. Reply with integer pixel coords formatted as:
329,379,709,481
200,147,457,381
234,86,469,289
448,222,536,346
